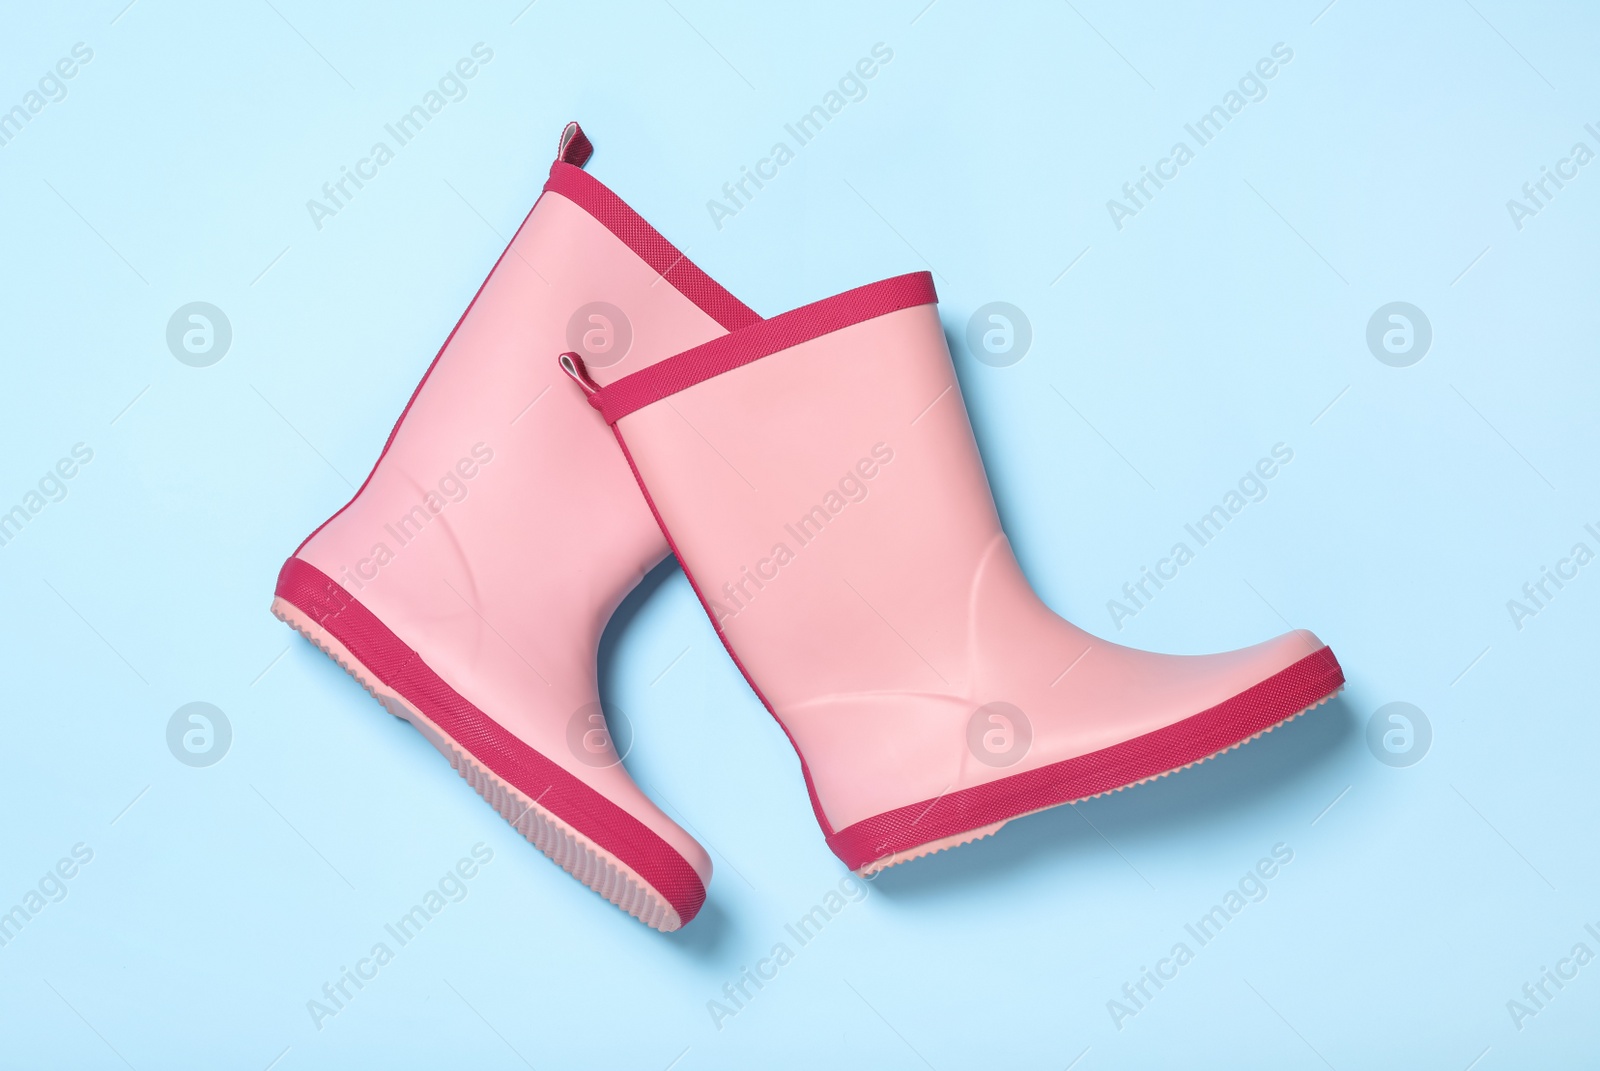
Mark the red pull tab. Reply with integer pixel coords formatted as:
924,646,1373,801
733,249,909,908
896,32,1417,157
557,121,593,168
559,351,601,396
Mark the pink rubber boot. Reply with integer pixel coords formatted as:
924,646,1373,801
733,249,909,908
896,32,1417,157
272,124,758,929
562,271,1345,875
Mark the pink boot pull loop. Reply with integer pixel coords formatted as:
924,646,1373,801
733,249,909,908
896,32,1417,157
556,120,593,167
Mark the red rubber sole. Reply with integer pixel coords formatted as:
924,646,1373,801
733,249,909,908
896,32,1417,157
271,557,705,930
832,646,1347,874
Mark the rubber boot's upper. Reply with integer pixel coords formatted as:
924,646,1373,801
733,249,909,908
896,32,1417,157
567,272,1343,872
284,127,758,923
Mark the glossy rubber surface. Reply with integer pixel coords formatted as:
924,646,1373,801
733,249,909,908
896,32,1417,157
605,295,1345,870
278,157,756,925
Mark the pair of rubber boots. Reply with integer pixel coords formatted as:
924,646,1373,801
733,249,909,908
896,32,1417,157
272,124,1345,931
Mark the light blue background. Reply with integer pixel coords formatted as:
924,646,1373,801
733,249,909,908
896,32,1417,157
2,1,1597,1067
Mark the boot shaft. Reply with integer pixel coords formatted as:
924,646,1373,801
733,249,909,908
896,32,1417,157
567,271,1342,872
